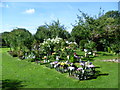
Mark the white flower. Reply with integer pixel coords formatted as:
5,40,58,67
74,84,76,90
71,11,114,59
47,38,50,40
87,65,94,68
74,42,77,44
32,56,35,58
84,49,88,52
88,52,92,54
66,41,69,43
69,42,72,44
57,41,59,44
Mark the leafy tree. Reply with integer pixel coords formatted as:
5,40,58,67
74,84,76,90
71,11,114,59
84,41,96,51
79,40,88,50
1,32,10,48
5,28,33,54
46,20,70,39
35,20,70,43
34,25,50,43
71,10,97,45
71,9,120,53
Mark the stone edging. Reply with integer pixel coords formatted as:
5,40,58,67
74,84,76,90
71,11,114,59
102,59,120,63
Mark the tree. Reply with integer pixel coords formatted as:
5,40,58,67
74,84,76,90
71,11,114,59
71,10,93,45
1,32,10,48
34,25,50,43
35,20,70,43
6,28,33,53
46,20,70,39
84,41,96,51
71,10,120,52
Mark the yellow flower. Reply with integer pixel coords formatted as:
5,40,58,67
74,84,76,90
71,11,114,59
61,62,65,65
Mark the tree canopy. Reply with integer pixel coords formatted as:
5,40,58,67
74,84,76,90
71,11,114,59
71,10,120,53
34,20,70,43
1,10,120,54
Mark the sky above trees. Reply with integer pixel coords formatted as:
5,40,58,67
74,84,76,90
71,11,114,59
0,2,118,34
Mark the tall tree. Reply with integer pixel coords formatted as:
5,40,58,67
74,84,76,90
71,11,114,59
1,32,10,47
34,25,50,43
35,20,70,42
71,10,120,52
8,28,33,52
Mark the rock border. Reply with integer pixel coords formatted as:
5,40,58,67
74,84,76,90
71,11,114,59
102,59,120,63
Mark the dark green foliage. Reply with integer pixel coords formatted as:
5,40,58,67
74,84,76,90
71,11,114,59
47,20,70,39
34,20,71,43
84,41,96,51
71,10,120,53
2,28,34,58
34,25,50,42
8,28,34,51
1,32,10,48
2,10,120,55
79,40,88,50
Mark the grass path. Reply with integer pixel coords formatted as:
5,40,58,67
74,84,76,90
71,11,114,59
1,48,118,88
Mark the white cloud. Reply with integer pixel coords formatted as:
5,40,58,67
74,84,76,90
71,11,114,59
24,8,35,14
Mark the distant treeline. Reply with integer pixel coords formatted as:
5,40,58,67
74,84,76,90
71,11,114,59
1,10,120,54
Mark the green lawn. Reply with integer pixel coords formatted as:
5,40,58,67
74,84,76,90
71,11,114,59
1,48,118,88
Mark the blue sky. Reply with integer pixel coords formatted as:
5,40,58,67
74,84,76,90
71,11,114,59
0,2,118,34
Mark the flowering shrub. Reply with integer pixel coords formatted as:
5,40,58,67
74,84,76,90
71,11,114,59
41,36,77,56
67,41,78,49
26,36,78,62
41,36,63,55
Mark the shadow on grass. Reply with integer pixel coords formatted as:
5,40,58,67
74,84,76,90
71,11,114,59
97,73,109,76
76,70,109,81
97,52,113,56
102,54,113,56
1,79,26,90
86,71,109,80
82,57,94,62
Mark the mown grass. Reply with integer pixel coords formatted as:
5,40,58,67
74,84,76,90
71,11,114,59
1,48,118,88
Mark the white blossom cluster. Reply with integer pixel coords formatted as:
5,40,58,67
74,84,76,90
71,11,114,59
42,36,62,45
65,41,77,45
41,36,77,49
